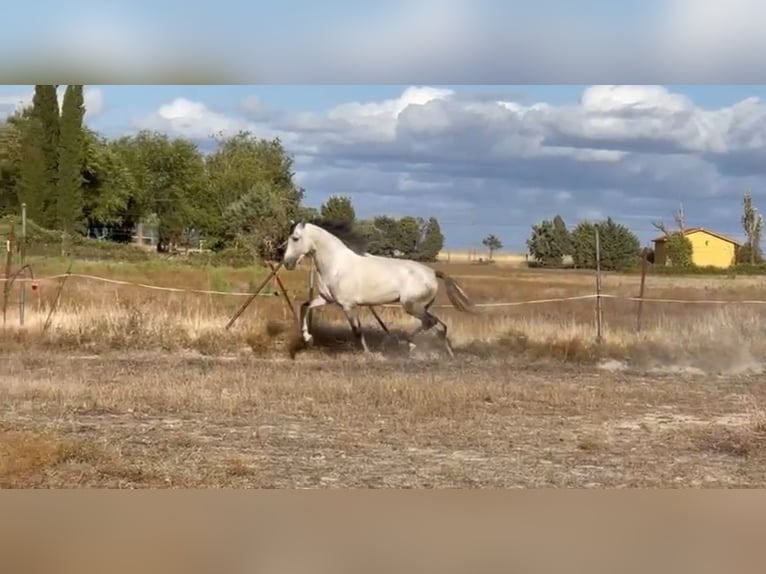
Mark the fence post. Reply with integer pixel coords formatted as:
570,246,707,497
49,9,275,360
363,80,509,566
19,203,26,326
594,225,603,344
636,247,648,332
3,222,14,329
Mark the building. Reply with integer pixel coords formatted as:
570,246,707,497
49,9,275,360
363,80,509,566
652,227,742,268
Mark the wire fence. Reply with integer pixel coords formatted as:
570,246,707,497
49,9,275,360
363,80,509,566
5,219,766,338
4,271,766,313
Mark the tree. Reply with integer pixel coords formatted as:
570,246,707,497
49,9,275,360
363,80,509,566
223,182,295,259
111,131,208,252
296,205,320,221
396,216,422,257
56,85,86,234
320,194,355,222
30,85,60,227
80,129,139,241
370,215,399,256
355,219,382,254
551,215,572,258
740,190,763,264
526,214,571,267
0,115,25,215
205,131,304,256
652,208,693,268
418,217,444,261
571,217,640,271
482,234,502,260
665,233,694,268
12,106,48,224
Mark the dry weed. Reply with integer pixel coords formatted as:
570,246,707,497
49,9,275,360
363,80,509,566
1,258,765,372
2,353,766,487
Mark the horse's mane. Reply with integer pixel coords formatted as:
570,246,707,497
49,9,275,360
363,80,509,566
293,218,369,255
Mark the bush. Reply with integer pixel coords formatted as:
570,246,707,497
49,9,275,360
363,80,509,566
187,247,258,268
640,262,766,276
2,215,153,262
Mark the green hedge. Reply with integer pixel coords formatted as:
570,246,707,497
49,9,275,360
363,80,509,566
645,262,766,276
523,253,766,276
1,215,261,269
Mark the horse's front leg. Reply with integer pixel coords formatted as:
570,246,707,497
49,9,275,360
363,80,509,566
300,296,329,345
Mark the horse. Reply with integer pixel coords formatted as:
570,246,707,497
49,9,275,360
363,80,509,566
281,219,477,357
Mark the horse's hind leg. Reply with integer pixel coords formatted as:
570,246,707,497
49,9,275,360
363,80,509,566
341,305,370,353
402,301,437,355
426,307,455,358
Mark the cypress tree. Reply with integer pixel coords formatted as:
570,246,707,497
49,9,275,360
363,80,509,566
56,85,86,233
30,85,60,227
16,115,47,221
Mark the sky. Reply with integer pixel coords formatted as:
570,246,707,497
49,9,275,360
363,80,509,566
2,0,766,251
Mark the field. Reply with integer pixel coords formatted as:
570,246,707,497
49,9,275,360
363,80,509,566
2,253,766,488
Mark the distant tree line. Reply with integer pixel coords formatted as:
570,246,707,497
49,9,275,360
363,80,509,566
0,84,445,263
523,190,764,273
524,213,641,271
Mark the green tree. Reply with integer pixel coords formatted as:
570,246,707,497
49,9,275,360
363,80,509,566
80,129,139,241
526,214,571,266
296,205,320,221
482,234,502,260
224,182,294,259
551,214,572,258
320,194,355,222
355,219,383,254
570,217,640,271
0,116,24,215
396,216,422,257
31,85,60,227
112,131,208,252
665,233,694,268
740,190,763,264
527,220,560,266
418,217,444,261
370,215,399,256
16,111,48,224
56,85,86,234
205,131,304,256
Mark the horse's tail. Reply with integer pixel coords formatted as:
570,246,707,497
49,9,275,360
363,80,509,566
435,270,478,314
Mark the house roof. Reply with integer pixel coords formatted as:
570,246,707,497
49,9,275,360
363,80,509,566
652,227,742,246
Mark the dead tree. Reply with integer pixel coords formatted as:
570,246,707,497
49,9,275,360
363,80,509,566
652,203,690,267
652,203,686,238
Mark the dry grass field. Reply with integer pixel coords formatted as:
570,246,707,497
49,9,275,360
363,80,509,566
2,254,766,487
437,249,531,266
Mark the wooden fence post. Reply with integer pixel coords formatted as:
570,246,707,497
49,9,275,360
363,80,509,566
636,247,648,332
594,225,603,344
3,223,15,329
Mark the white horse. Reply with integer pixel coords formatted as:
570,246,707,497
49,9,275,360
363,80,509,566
281,220,477,356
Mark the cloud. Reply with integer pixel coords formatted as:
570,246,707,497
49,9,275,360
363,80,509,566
133,98,243,141
134,84,766,248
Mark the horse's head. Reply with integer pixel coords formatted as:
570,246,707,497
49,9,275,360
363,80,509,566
283,221,312,270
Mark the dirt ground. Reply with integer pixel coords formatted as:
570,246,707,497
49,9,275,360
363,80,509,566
2,349,765,488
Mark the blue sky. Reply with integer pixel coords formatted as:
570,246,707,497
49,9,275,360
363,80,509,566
3,83,766,251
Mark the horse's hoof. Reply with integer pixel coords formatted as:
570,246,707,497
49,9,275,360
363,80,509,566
303,333,314,345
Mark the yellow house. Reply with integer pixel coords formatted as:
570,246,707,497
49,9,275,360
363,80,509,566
652,227,741,268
